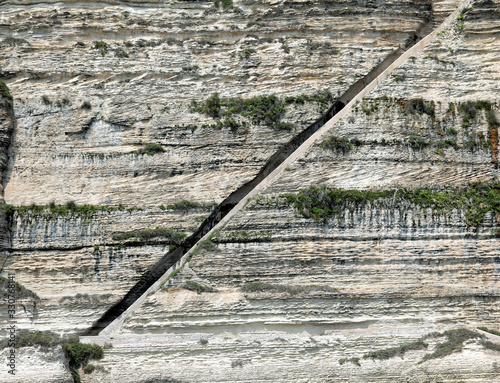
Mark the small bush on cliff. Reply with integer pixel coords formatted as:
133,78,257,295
478,326,500,336
183,280,216,294
405,98,435,118
364,339,428,360
0,329,59,349
2,202,142,220
421,328,481,362
320,136,353,154
112,228,187,244
133,143,165,155
193,93,294,131
83,364,96,374
459,100,492,127
63,342,104,383
0,277,40,300
241,282,337,294
282,182,500,226
481,341,500,352
0,80,13,106
213,0,233,9
408,134,429,150
166,200,205,210
92,41,108,56
320,136,363,154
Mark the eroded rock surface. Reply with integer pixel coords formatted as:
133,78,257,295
1,0,499,382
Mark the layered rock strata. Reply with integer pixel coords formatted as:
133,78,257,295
74,1,500,382
2,0,500,382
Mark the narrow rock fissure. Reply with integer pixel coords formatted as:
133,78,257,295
0,92,15,272
85,18,434,336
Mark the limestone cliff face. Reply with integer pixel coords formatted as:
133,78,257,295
0,0,438,335
1,0,500,382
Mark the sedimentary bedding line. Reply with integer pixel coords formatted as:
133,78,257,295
84,3,469,337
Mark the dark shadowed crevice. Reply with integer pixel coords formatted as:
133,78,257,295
0,82,15,269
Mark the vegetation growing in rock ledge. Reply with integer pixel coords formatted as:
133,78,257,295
405,98,435,118
63,341,104,383
420,328,481,362
182,280,217,294
241,282,337,295
130,143,165,155
163,200,217,211
0,80,13,107
281,182,500,227
458,100,498,162
0,330,105,382
478,326,500,336
92,41,108,56
0,329,61,349
363,339,428,360
344,328,489,366
481,340,500,352
112,228,187,244
1,202,142,221
213,0,233,10
190,91,335,132
0,276,40,300
320,136,362,154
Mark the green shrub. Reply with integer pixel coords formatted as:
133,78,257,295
92,41,108,56
42,95,52,105
166,200,203,210
183,280,216,294
134,143,165,156
197,93,221,118
339,357,360,366
436,139,459,150
0,80,13,106
408,134,429,150
361,103,378,116
274,121,294,131
239,48,256,59
478,326,500,336
284,91,334,110
405,99,435,118
83,364,96,374
281,182,500,226
12,330,60,348
481,341,500,352
193,92,335,131
112,228,187,244
241,282,337,294
421,328,481,361
63,342,103,367
459,100,493,127
320,136,355,154
364,339,428,360
63,342,104,383
463,132,489,151
2,202,140,221
116,49,129,58
0,277,39,300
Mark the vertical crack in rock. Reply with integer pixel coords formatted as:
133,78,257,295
0,83,14,255
85,16,435,335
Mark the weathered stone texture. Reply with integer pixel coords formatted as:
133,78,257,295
1,0,500,382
